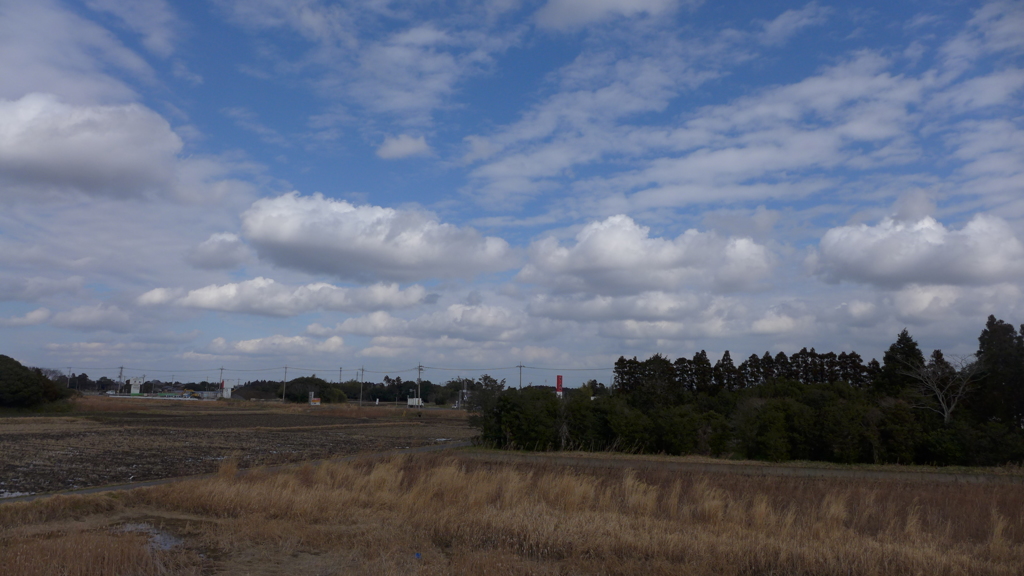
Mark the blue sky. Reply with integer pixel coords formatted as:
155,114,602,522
1,0,1022,385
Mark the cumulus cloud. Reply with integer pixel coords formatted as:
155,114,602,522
891,284,961,323
50,304,131,332
141,277,427,317
0,307,51,327
211,334,345,355
812,215,1024,287
518,215,773,295
528,291,705,322
338,303,536,343
535,0,679,30
750,309,812,334
241,192,513,282
376,134,431,159
135,287,184,306
594,296,741,340
0,94,182,198
185,233,253,270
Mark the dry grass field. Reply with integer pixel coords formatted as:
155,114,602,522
2,450,1022,575
0,396,473,496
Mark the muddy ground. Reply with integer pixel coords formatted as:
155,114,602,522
0,398,474,496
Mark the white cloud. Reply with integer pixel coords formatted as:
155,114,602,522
349,27,467,124
758,3,830,46
337,311,409,336
0,0,151,103
0,276,83,301
751,310,806,334
930,68,1024,114
241,192,513,282
463,46,931,210
463,46,708,204
376,134,431,159
211,334,345,355
185,233,253,270
338,303,536,343
535,0,679,30
222,107,289,146
0,307,51,327
0,94,182,199
528,291,704,322
85,0,178,57
171,60,203,84
136,287,184,306
941,1,1024,74
595,296,739,340
219,3,511,125
891,284,961,323
408,303,532,341
812,215,1024,288
518,215,772,295
169,277,426,316
51,304,131,332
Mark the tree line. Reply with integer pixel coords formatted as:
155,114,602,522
235,373,504,405
475,315,1024,466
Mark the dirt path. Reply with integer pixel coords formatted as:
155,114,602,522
456,450,1024,484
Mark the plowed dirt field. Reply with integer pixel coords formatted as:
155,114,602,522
0,397,474,497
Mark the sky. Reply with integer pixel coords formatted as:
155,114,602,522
1,0,1023,386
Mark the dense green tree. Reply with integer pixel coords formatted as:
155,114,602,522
973,315,1024,427
471,317,1024,466
875,329,925,397
478,387,558,450
713,351,740,391
691,350,715,394
1,355,72,408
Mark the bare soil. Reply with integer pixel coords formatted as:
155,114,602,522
0,397,474,496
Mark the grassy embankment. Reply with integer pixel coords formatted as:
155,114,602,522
2,450,1023,575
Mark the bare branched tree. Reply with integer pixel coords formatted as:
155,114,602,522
902,352,981,425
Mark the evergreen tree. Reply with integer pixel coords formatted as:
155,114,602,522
760,351,776,383
713,351,740,391
774,351,792,381
738,353,762,388
691,351,714,394
874,329,925,397
974,316,1024,427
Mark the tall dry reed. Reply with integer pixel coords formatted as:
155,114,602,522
3,452,1023,575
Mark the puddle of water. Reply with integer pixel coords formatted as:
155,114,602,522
117,522,183,551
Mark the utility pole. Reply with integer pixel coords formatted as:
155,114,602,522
282,366,288,402
518,363,524,390
339,366,343,384
67,367,72,389
118,366,123,395
417,363,423,407
359,366,364,407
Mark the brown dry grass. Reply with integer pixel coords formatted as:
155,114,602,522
2,452,1023,575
